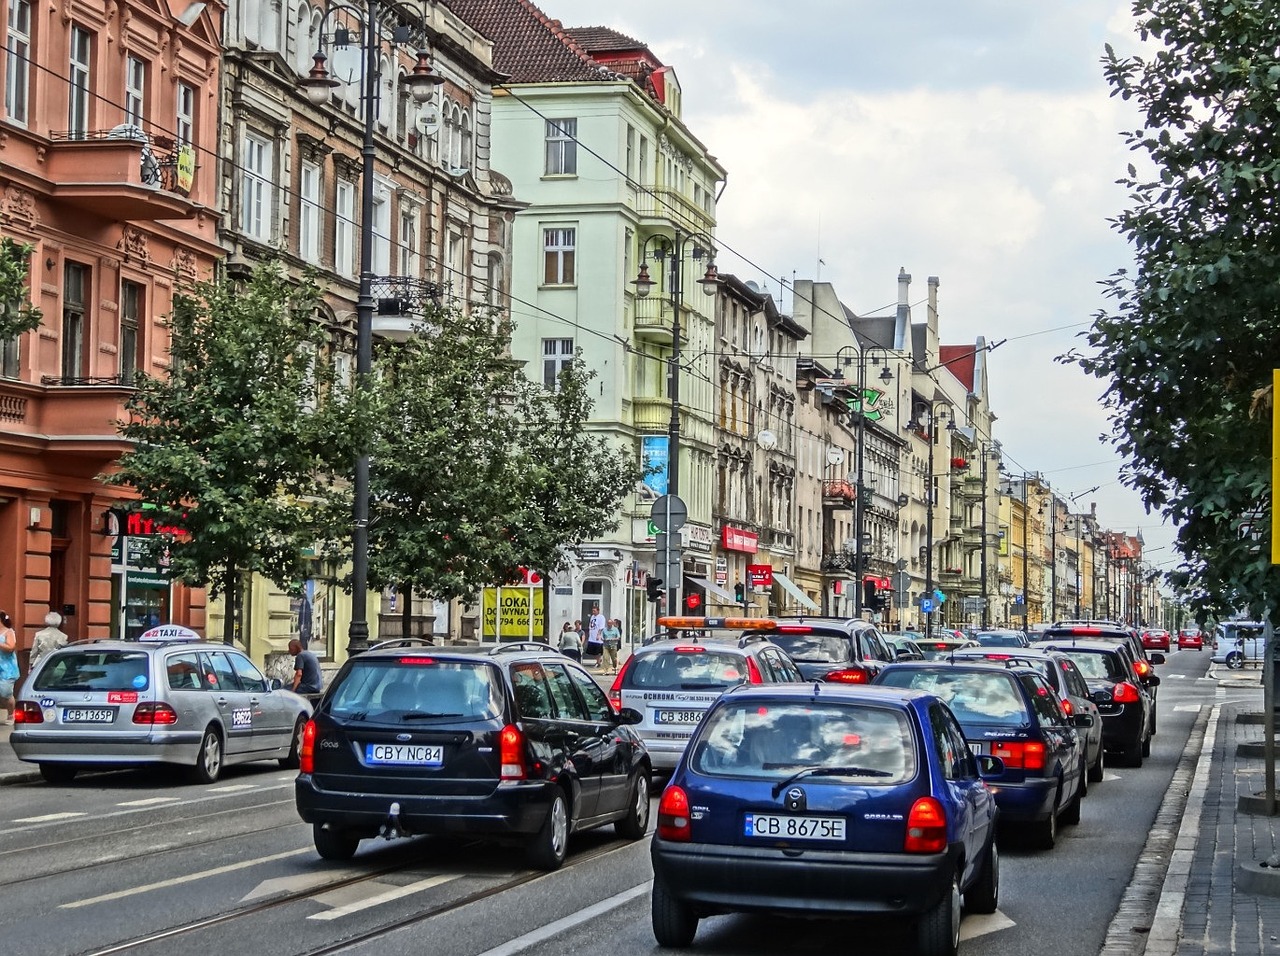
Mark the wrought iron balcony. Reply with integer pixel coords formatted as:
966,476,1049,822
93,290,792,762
821,550,855,573
822,479,855,508
46,126,198,220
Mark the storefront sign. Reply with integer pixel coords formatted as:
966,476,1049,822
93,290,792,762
481,587,546,640
721,526,759,553
747,564,774,588
682,523,713,552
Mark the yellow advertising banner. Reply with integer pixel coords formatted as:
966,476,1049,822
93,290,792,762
176,145,195,193
481,586,545,640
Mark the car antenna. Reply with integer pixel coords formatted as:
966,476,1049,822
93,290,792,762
812,681,822,696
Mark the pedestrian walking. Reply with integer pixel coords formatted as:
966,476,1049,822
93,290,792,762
602,618,622,673
558,621,582,661
0,610,19,723
30,611,69,669
585,604,606,666
289,638,324,696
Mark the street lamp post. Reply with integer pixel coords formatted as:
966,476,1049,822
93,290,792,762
837,346,894,617
632,229,718,611
908,401,954,638
300,6,443,655
978,441,1001,628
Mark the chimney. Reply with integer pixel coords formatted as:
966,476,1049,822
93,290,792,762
893,267,911,349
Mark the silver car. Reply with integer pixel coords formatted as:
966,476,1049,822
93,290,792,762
11,637,311,784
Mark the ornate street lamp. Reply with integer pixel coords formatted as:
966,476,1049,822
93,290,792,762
299,3,443,655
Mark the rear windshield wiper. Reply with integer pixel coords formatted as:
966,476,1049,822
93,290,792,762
771,765,893,798
401,711,464,720
678,682,726,690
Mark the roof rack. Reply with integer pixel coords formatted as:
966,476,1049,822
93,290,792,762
486,641,557,655
368,637,438,652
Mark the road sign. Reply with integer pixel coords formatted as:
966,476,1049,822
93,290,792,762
892,570,911,593
649,494,688,534
747,564,773,588
920,598,934,613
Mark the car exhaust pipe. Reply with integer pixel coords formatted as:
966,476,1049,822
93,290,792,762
380,801,404,840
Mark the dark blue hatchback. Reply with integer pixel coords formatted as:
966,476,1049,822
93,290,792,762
874,661,1089,850
650,683,1001,956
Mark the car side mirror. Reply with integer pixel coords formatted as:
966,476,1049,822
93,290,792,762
1149,653,1166,665
1146,674,1161,687
976,754,1005,777
1070,713,1095,728
268,678,283,691
616,707,644,725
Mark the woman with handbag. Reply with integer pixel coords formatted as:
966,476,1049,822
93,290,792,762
558,620,582,661
0,610,19,724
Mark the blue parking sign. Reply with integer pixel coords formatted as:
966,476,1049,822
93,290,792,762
920,598,934,613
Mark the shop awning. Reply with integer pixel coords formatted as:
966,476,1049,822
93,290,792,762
772,571,820,611
687,576,752,606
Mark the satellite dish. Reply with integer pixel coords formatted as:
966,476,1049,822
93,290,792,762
826,446,844,466
756,429,777,450
444,164,470,178
415,106,441,138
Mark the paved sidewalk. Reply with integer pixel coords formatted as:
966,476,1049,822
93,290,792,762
0,720,40,784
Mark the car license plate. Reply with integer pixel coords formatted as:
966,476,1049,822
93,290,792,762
654,710,702,725
365,743,444,766
62,708,114,723
744,814,845,841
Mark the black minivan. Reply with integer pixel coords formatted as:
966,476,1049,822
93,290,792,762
759,618,897,684
295,640,652,869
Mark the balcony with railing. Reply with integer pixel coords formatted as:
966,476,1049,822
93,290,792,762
822,479,855,509
635,187,714,231
1,375,132,460
45,127,199,220
631,396,672,431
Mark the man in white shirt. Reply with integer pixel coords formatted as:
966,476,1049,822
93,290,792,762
586,605,607,667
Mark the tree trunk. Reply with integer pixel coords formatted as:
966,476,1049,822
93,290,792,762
223,565,237,646
400,583,412,641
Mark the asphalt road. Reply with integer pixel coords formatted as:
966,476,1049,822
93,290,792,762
0,647,1213,956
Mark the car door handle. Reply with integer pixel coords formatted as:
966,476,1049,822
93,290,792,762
216,697,229,706
249,698,260,705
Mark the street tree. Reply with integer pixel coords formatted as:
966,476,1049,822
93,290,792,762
1073,1,1280,619
0,237,42,341
110,264,353,643
361,305,641,625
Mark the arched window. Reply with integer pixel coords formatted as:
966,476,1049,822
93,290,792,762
377,56,394,131
440,96,455,167
459,111,472,169
487,252,504,307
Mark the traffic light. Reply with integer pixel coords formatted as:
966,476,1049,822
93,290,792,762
645,577,664,602
863,579,877,609
733,582,745,603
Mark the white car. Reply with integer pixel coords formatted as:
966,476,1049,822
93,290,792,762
1210,622,1268,669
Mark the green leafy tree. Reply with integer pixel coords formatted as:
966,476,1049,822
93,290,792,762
360,305,641,630
0,237,42,340
1074,1,1280,619
110,264,354,643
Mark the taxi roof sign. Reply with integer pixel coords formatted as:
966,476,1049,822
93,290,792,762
657,616,776,630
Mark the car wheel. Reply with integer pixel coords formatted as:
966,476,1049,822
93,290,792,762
1227,652,1244,670
964,841,999,915
1060,770,1083,826
39,763,77,785
527,789,570,871
1142,732,1152,758
651,874,699,948
615,771,651,840
313,823,360,861
279,716,306,769
1088,745,1105,784
190,727,223,784
1077,756,1089,799
1125,735,1145,768
917,869,962,956
1031,796,1058,850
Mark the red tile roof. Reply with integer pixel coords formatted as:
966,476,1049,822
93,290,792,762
563,26,647,53
441,0,619,83
938,345,977,391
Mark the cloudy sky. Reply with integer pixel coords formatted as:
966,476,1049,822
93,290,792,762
535,1,1175,563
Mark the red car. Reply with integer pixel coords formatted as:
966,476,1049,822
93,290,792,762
1177,629,1204,651
1142,629,1172,652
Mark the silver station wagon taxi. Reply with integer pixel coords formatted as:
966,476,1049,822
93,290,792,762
11,636,312,784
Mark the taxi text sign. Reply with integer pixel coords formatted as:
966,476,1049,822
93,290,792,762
481,587,545,640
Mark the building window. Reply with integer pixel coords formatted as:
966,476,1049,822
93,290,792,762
544,118,576,175
241,132,272,241
625,124,635,179
4,0,31,126
447,230,465,296
335,179,355,278
120,280,143,384
68,25,91,138
542,337,573,390
638,135,648,185
371,185,390,276
487,252,503,307
176,82,194,144
124,55,145,127
299,160,321,264
0,335,17,377
542,227,575,285
398,208,417,277
62,262,87,380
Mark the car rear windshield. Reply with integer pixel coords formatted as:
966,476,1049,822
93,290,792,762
1051,649,1127,682
326,658,502,723
765,632,851,664
975,633,1023,647
690,700,916,784
624,648,749,690
876,669,1029,727
33,650,151,692
919,641,970,661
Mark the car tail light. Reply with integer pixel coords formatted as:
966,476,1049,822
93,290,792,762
1069,627,1103,635
1134,659,1151,678
904,797,947,853
774,625,814,634
824,667,870,684
984,653,1012,660
989,740,1046,771
745,657,764,684
13,701,43,724
132,702,179,725
500,724,527,780
609,657,634,710
299,719,317,774
657,785,692,841
398,656,436,665
673,645,706,653
1112,681,1142,704
1060,698,1074,716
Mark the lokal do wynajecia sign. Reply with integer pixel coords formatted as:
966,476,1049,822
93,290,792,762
480,586,546,641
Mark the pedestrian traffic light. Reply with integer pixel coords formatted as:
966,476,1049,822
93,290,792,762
646,577,664,602
733,582,745,602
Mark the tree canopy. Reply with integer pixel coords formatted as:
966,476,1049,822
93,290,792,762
1075,1,1280,618
0,237,42,341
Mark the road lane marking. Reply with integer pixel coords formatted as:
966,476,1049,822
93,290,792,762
15,812,87,823
472,882,651,955
241,867,366,903
307,874,459,920
960,910,1017,940
61,848,310,908
117,797,182,807
1173,704,1204,713
208,784,259,793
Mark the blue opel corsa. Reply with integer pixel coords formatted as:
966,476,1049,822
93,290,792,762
650,683,1001,956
